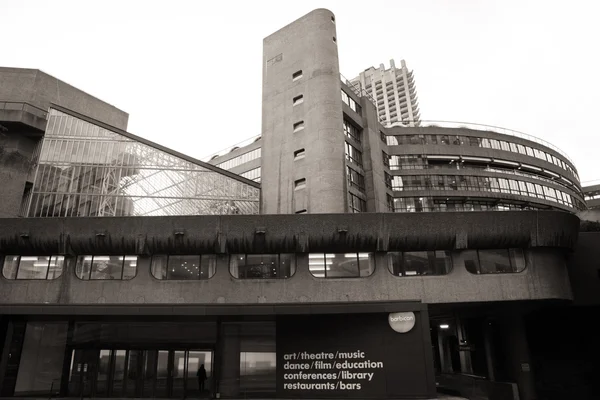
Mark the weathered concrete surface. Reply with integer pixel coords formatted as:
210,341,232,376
0,211,578,308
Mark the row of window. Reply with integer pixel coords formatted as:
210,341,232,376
391,174,577,208
215,148,262,170
384,133,577,179
345,142,363,167
240,167,261,182
341,90,361,114
346,166,365,192
392,197,542,213
383,153,577,192
343,119,361,143
348,192,367,213
0,249,528,281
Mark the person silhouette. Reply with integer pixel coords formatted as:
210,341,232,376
196,364,207,393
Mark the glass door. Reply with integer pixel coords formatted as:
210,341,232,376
186,350,213,397
68,349,99,398
171,350,186,398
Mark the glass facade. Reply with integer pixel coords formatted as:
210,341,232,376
464,249,527,274
230,254,296,279
384,133,578,179
308,253,374,278
23,109,260,217
387,251,452,276
2,255,64,280
215,148,262,170
151,255,217,280
75,255,138,280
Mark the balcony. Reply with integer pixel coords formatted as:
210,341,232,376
0,101,48,134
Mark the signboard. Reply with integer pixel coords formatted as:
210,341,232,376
276,312,435,398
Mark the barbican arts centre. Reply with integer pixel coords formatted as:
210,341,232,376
0,8,599,400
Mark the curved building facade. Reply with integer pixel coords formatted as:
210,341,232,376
381,123,585,213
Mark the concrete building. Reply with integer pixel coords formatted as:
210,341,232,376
0,8,597,400
349,59,420,127
582,181,600,210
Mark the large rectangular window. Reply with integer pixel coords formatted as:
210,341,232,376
14,322,68,396
345,142,362,166
348,192,366,213
387,251,452,276
464,249,526,274
343,119,361,143
75,255,138,280
230,254,296,279
151,255,216,280
346,166,365,191
2,255,64,280
309,253,374,278
341,90,361,114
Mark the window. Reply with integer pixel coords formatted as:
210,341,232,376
293,121,305,132
241,167,261,182
345,142,362,166
75,255,137,280
382,151,391,168
292,70,303,81
331,16,335,23
294,178,306,189
308,253,374,278
332,36,336,43
464,249,527,274
215,148,262,170
346,166,365,191
387,251,452,276
386,194,394,211
151,255,216,280
384,172,393,190
341,90,361,114
2,255,64,280
348,192,366,213
343,119,361,142
295,209,307,214
230,254,295,279
293,149,305,160
292,94,304,106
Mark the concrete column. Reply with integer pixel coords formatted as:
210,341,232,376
217,324,241,398
483,319,496,381
504,315,536,400
456,317,473,374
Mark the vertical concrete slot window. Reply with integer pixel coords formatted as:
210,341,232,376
294,148,305,160
331,16,335,23
292,70,303,81
292,94,304,106
294,178,306,190
293,121,305,132
333,36,337,44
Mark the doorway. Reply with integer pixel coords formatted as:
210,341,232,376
68,348,213,398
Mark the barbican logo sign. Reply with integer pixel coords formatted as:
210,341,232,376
388,312,416,333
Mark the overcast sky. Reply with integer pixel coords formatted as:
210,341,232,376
2,0,599,182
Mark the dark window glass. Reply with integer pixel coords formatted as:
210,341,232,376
348,192,366,213
309,253,375,278
345,142,362,166
76,255,137,280
343,119,361,142
151,255,216,280
230,254,295,279
387,251,452,276
347,166,365,191
464,249,526,274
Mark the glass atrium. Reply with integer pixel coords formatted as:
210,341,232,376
22,109,260,217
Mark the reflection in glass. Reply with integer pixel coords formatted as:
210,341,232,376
464,249,527,274
187,350,212,395
172,350,186,397
75,255,137,280
24,109,260,218
240,352,276,394
155,350,169,398
112,350,127,397
230,254,295,279
96,350,111,396
2,255,65,280
125,350,140,397
309,253,375,278
151,255,216,280
14,323,68,396
387,251,452,276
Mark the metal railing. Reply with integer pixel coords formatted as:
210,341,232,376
200,134,262,162
387,119,576,166
0,100,48,120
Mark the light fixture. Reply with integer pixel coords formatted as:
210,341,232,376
439,324,450,329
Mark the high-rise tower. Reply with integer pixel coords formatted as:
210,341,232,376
350,59,420,127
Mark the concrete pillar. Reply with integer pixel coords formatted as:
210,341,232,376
217,324,241,397
504,315,536,400
483,319,496,381
456,317,473,374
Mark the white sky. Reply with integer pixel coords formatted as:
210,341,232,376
2,0,599,182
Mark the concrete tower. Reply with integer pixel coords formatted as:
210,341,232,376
261,8,346,214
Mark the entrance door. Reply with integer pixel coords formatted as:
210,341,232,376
68,349,99,397
68,348,213,398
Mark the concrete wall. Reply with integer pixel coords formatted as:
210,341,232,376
0,67,129,130
567,232,600,305
261,9,346,214
0,211,578,309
